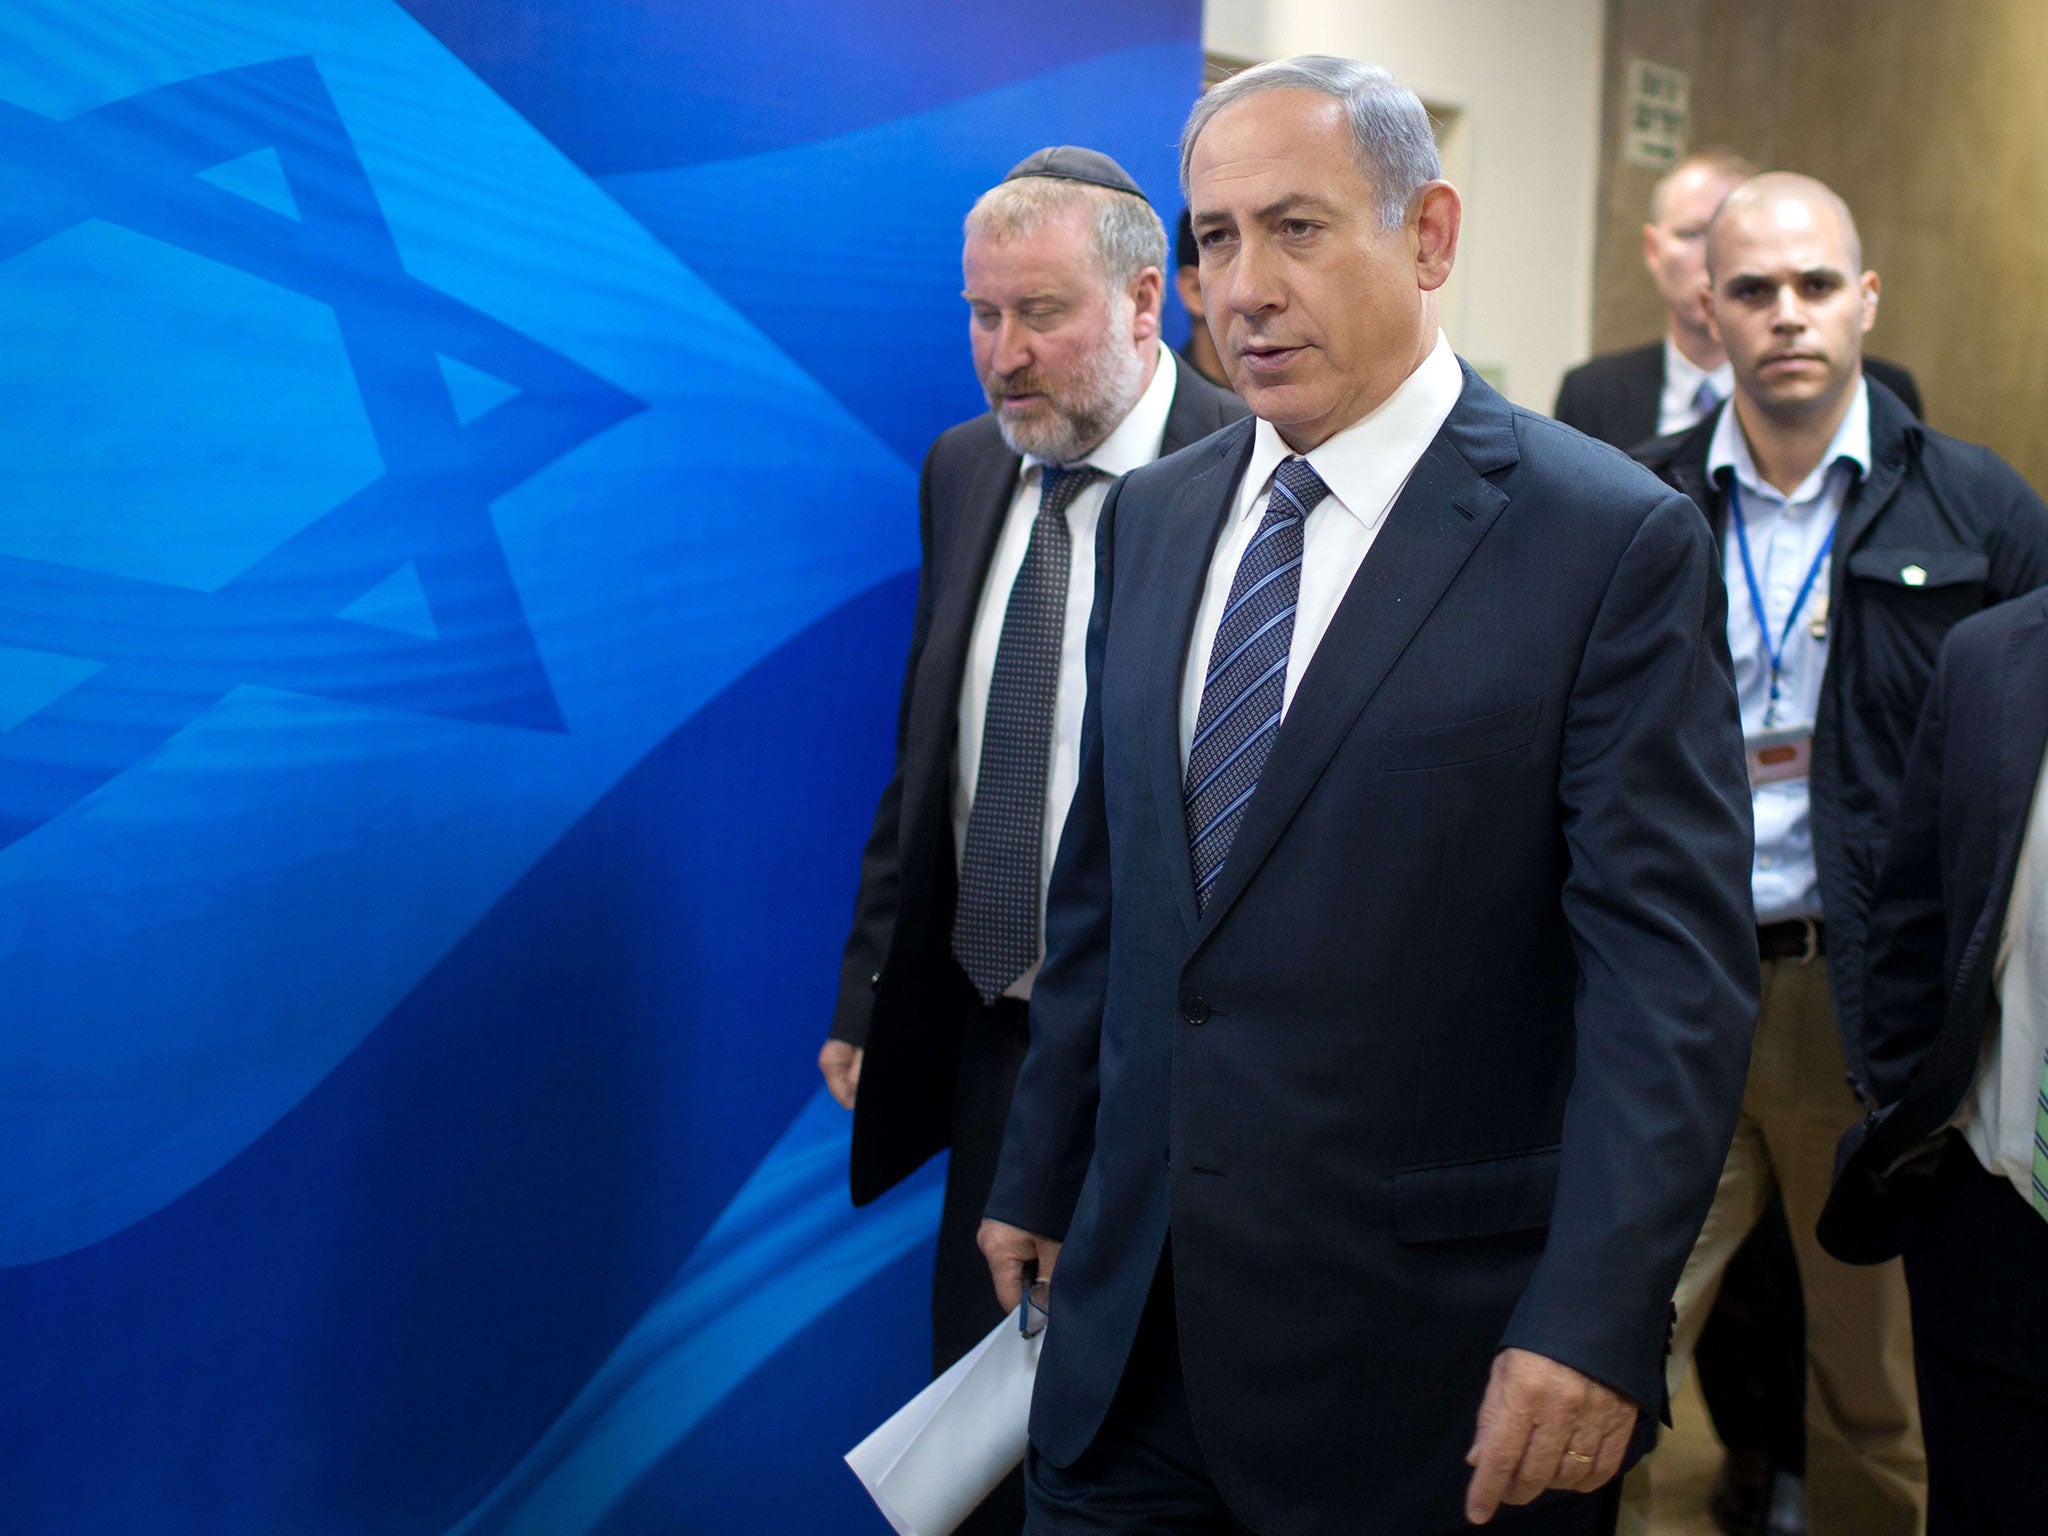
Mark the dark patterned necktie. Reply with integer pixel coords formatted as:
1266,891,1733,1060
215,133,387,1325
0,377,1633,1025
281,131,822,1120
952,464,1102,1003
1184,455,1329,911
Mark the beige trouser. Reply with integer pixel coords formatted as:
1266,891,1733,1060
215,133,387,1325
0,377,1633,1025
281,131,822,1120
1618,953,1926,1536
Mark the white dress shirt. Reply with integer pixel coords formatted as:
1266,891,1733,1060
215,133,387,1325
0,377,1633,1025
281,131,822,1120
953,346,1180,996
1179,332,1463,767
1659,336,1734,437
1956,741,2048,1206
1712,381,1870,924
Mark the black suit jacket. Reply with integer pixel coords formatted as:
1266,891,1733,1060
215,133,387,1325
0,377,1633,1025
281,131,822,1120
832,359,1246,1205
1634,381,2048,1088
987,368,1760,1535
1554,339,1924,452
1819,591,2048,1263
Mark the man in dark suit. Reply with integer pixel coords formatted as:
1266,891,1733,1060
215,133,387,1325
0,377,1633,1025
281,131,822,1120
1632,173,2048,1533
978,57,1759,1536
820,144,1243,1534
1554,148,1922,454
1819,591,2048,1535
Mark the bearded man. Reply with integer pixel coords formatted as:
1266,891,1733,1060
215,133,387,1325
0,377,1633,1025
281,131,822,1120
818,146,1244,1536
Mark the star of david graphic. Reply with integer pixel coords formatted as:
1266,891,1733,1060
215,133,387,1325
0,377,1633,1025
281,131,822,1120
0,57,645,849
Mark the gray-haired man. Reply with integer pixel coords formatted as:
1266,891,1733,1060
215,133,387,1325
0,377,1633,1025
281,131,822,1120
979,58,1757,1536
820,143,1244,1536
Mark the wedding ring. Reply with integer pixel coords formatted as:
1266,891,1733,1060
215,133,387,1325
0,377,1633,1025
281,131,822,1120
1564,1450,1595,1465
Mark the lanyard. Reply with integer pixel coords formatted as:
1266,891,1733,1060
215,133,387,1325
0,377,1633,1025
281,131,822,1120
1728,476,1835,727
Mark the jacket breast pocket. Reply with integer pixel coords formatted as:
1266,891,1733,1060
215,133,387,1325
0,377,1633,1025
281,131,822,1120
1376,700,1539,772
1393,1144,1561,1245
1846,546,1988,613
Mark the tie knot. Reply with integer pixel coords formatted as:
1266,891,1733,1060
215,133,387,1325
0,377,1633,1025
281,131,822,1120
1691,377,1721,417
1268,456,1330,522
1038,464,1101,517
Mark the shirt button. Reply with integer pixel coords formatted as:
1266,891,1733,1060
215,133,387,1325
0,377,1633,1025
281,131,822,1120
1758,855,1776,869
1181,995,1210,1026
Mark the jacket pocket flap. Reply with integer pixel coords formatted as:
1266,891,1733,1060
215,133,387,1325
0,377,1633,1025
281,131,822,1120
1394,1144,1560,1244
1845,547,1989,589
1378,700,1539,771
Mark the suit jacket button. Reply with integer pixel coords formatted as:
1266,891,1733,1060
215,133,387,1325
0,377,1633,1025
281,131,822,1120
1181,996,1210,1026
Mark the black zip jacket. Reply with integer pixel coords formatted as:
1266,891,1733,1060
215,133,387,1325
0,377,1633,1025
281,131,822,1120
1634,377,2048,1091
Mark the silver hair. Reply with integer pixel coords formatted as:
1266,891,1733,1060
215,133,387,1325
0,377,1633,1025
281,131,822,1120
963,176,1168,294
1179,55,1441,228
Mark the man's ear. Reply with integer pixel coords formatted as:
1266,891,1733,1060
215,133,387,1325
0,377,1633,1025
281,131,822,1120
1642,220,1661,276
1413,181,1461,293
1859,269,1880,335
1175,265,1204,321
1699,284,1722,347
1128,265,1164,343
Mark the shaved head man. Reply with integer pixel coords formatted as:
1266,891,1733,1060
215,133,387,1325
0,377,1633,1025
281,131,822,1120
1635,171,2048,1536
1704,173,1876,445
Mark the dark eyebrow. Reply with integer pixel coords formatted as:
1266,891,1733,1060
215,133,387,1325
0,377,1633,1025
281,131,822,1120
1191,193,1341,231
1726,265,1849,288
1255,193,1339,223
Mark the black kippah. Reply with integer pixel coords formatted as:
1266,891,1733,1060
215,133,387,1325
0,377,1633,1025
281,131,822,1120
1001,145,1150,205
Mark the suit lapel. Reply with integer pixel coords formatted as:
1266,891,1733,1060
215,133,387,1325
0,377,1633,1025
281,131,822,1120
1159,368,1213,456
1937,598,2048,1083
904,444,1019,807
1146,421,1255,936
1189,378,1516,948
1997,599,2048,876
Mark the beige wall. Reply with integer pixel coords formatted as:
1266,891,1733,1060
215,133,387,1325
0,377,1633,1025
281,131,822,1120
1595,0,2048,492
1204,0,1607,412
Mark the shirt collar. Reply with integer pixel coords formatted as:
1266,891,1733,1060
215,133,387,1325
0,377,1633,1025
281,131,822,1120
1663,335,1732,408
1239,330,1464,529
1023,344,1178,482
1708,375,1872,507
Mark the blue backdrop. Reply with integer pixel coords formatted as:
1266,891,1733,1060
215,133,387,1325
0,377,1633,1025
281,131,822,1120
0,2,1200,1530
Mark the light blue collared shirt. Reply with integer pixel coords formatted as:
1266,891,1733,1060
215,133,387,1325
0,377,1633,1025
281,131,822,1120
1710,380,1872,923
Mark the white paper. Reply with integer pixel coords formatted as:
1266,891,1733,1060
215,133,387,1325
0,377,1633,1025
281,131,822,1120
846,1305,1042,1536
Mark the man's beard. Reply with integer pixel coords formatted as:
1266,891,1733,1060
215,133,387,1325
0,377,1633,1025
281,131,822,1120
983,315,1147,464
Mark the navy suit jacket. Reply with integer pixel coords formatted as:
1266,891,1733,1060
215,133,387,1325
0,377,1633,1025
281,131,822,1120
1819,591,2048,1263
986,368,1760,1534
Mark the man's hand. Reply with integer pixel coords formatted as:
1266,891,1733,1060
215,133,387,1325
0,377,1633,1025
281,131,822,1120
977,1218,1062,1313
1464,1347,1638,1524
817,1041,863,1109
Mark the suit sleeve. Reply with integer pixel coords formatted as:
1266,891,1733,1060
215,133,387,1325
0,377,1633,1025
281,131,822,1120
980,479,1122,1239
1859,646,1953,1109
828,443,946,1047
1497,491,1761,1413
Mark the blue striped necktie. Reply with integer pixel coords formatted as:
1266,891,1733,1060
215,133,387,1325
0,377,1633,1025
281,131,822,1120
1184,455,1329,910
952,464,1101,1004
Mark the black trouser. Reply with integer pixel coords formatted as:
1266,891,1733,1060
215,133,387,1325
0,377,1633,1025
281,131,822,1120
1026,1246,1623,1536
935,994,1033,1536
1902,1136,2048,1536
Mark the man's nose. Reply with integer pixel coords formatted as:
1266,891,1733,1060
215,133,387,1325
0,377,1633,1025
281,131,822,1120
1222,241,1282,317
1771,285,1805,330
991,314,1034,375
